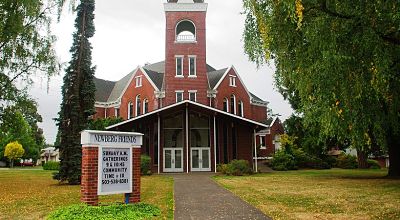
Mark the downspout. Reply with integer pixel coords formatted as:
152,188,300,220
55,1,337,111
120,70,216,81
158,115,161,174
214,115,217,173
186,104,189,173
254,129,258,173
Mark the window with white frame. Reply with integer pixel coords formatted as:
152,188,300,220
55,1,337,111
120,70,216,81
115,108,120,117
128,102,134,119
189,56,196,77
230,94,236,114
176,90,184,102
143,99,149,114
136,95,141,116
238,100,244,117
188,90,197,102
176,56,183,77
229,75,237,87
260,135,266,149
135,76,142,87
223,98,229,112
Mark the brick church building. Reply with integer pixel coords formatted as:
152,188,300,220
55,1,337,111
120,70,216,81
93,0,284,173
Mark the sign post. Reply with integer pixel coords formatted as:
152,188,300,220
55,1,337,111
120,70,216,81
80,130,143,206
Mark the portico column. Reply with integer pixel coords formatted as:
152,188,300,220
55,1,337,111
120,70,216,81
213,115,217,173
185,105,189,173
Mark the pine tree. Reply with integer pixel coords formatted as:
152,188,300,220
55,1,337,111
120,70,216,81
54,0,96,184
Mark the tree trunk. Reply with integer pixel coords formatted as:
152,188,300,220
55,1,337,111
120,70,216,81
357,150,369,169
387,133,400,178
10,159,14,168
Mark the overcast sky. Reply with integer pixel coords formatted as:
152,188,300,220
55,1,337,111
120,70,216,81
30,0,293,144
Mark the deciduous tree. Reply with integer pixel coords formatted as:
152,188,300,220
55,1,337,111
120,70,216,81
4,141,25,168
243,0,400,176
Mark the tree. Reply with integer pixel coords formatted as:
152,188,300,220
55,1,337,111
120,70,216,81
4,141,25,168
242,1,400,176
87,117,124,130
54,0,96,184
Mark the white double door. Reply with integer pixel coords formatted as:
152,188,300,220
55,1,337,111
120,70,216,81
164,148,183,172
191,148,211,172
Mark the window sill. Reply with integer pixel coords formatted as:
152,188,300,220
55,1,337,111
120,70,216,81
260,147,266,150
175,41,197,44
188,75,197,78
175,75,184,78
229,85,237,87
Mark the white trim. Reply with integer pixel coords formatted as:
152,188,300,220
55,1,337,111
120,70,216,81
157,115,161,174
164,3,208,12
128,102,133,119
213,116,217,173
175,20,197,43
238,100,244,117
230,94,237,115
139,67,161,92
188,55,197,77
260,136,266,150
135,75,142,88
175,55,184,77
163,148,184,173
254,130,258,172
114,107,119,117
223,98,229,113
143,99,149,114
106,100,269,130
186,106,189,173
190,148,211,172
135,95,141,117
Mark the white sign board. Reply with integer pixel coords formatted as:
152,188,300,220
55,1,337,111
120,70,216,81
98,146,132,195
81,130,143,196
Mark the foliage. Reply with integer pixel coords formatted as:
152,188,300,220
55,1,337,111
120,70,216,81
242,0,400,177
54,0,96,185
0,111,37,161
367,159,381,170
271,150,297,171
4,141,25,168
43,161,60,170
47,203,160,220
219,160,253,176
215,169,400,219
140,155,152,175
87,117,123,130
336,153,358,169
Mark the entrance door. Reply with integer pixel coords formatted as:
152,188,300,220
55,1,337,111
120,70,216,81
164,148,183,172
191,148,211,171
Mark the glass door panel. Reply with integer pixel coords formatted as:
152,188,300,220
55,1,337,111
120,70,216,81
175,149,182,169
165,150,172,169
192,149,200,169
202,149,210,170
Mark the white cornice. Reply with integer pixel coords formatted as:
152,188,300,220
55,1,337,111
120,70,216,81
164,3,207,12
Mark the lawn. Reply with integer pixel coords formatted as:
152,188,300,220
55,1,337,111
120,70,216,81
214,169,400,220
0,169,173,219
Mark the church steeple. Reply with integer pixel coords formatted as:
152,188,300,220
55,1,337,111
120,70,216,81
163,0,208,106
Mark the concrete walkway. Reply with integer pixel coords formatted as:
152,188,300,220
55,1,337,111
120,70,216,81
172,173,271,220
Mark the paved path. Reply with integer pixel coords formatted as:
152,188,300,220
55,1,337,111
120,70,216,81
172,173,271,220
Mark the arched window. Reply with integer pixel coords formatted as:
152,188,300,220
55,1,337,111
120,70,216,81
230,95,236,114
143,99,149,114
176,20,196,42
136,95,141,116
238,101,244,117
223,98,229,112
128,102,134,119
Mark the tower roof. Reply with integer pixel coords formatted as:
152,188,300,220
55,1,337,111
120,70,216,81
165,0,207,12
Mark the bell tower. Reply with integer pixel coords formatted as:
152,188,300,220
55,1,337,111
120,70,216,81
164,0,208,106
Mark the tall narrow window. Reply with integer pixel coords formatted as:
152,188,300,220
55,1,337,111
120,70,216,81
136,95,141,116
230,95,236,114
189,56,196,77
238,100,244,117
135,76,142,87
176,91,184,102
229,75,236,87
260,136,266,149
128,102,134,119
115,108,120,117
143,99,149,114
223,98,229,112
176,56,183,77
189,90,197,102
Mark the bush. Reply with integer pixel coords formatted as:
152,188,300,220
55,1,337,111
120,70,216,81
271,150,297,171
47,203,160,220
367,159,381,169
218,160,253,176
141,155,152,175
43,161,60,170
336,153,358,169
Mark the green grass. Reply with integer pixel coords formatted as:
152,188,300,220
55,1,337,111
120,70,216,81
0,169,174,219
214,169,400,220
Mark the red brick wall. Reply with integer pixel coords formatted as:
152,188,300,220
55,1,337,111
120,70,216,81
81,146,99,206
119,69,157,120
251,105,267,123
164,11,209,107
129,148,141,203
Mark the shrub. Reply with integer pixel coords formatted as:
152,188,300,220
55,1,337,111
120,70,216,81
336,153,358,169
47,203,160,220
271,150,297,171
367,159,381,169
43,161,60,170
218,160,252,176
141,155,152,175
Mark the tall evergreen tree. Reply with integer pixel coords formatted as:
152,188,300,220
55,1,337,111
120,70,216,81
54,0,96,184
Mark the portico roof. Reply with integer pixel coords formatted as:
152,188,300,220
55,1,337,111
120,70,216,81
106,100,269,130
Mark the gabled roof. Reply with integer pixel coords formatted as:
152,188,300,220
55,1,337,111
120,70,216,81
143,68,164,90
250,92,264,103
94,78,115,102
106,100,269,130
107,70,136,102
207,68,228,89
